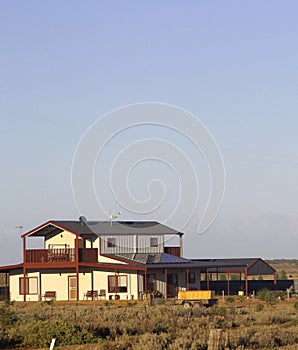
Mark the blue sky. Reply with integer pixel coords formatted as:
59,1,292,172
0,1,298,264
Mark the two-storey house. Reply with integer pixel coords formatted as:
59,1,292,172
0,219,202,301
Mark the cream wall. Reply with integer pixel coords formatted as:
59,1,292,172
78,272,92,300
98,255,127,264
45,230,78,249
93,270,139,300
41,271,71,300
40,271,92,301
89,236,128,264
10,270,40,302
9,269,140,301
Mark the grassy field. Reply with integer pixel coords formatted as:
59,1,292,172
266,259,298,280
1,294,298,350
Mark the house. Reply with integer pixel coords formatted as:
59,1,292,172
0,219,277,301
0,219,202,301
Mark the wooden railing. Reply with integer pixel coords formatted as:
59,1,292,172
78,248,98,263
25,248,98,264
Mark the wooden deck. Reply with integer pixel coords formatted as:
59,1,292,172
25,248,98,264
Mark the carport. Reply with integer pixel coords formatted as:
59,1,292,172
192,258,276,296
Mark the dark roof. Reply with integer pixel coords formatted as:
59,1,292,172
23,220,182,238
107,253,191,265
191,258,276,275
192,258,261,266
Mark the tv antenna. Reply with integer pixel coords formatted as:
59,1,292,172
110,211,122,226
15,225,24,234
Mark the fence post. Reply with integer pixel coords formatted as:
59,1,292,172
49,338,56,350
208,329,222,350
287,288,290,301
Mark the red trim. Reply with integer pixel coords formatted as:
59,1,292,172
23,237,26,302
274,272,277,285
0,263,23,271
79,262,147,271
245,267,248,296
75,237,79,300
186,268,189,290
22,221,80,238
0,262,146,272
24,262,77,269
22,221,52,238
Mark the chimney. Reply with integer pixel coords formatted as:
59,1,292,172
177,232,184,257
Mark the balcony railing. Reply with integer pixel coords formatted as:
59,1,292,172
25,248,98,264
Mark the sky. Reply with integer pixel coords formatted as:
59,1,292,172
0,1,298,265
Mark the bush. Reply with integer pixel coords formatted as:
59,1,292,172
237,295,245,302
1,300,298,349
256,304,264,312
257,289,277,305
19,319,95,348
0,304,18,327
225,296,235,303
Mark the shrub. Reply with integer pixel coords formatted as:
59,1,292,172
237,295,245,302
277,270,288,280
2,299,298,349
104,301,113,307
19,319,95,348
225,296,235,303
257,289,277,305
0,304,18,327
256,303,264,312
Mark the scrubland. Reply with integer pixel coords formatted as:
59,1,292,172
1,293,298,350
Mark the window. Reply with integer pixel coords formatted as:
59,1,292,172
188,272,196,284
19,277,38,295
107,238,116,248
108,275,128,293
150,237,158,247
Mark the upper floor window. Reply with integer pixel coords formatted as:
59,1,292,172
107,238,116,248
150,237,158,247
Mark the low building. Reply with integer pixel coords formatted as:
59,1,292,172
0,219,277,301
0,219,201,301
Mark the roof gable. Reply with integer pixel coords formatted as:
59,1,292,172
22,220,182,238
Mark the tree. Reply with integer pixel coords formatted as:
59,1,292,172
278,270,287,280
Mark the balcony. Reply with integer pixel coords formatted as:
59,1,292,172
25,248,98,264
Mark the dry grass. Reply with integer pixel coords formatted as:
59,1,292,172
266,259,298,279
1,298,298,349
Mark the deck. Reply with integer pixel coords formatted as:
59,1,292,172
25,248,98,264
